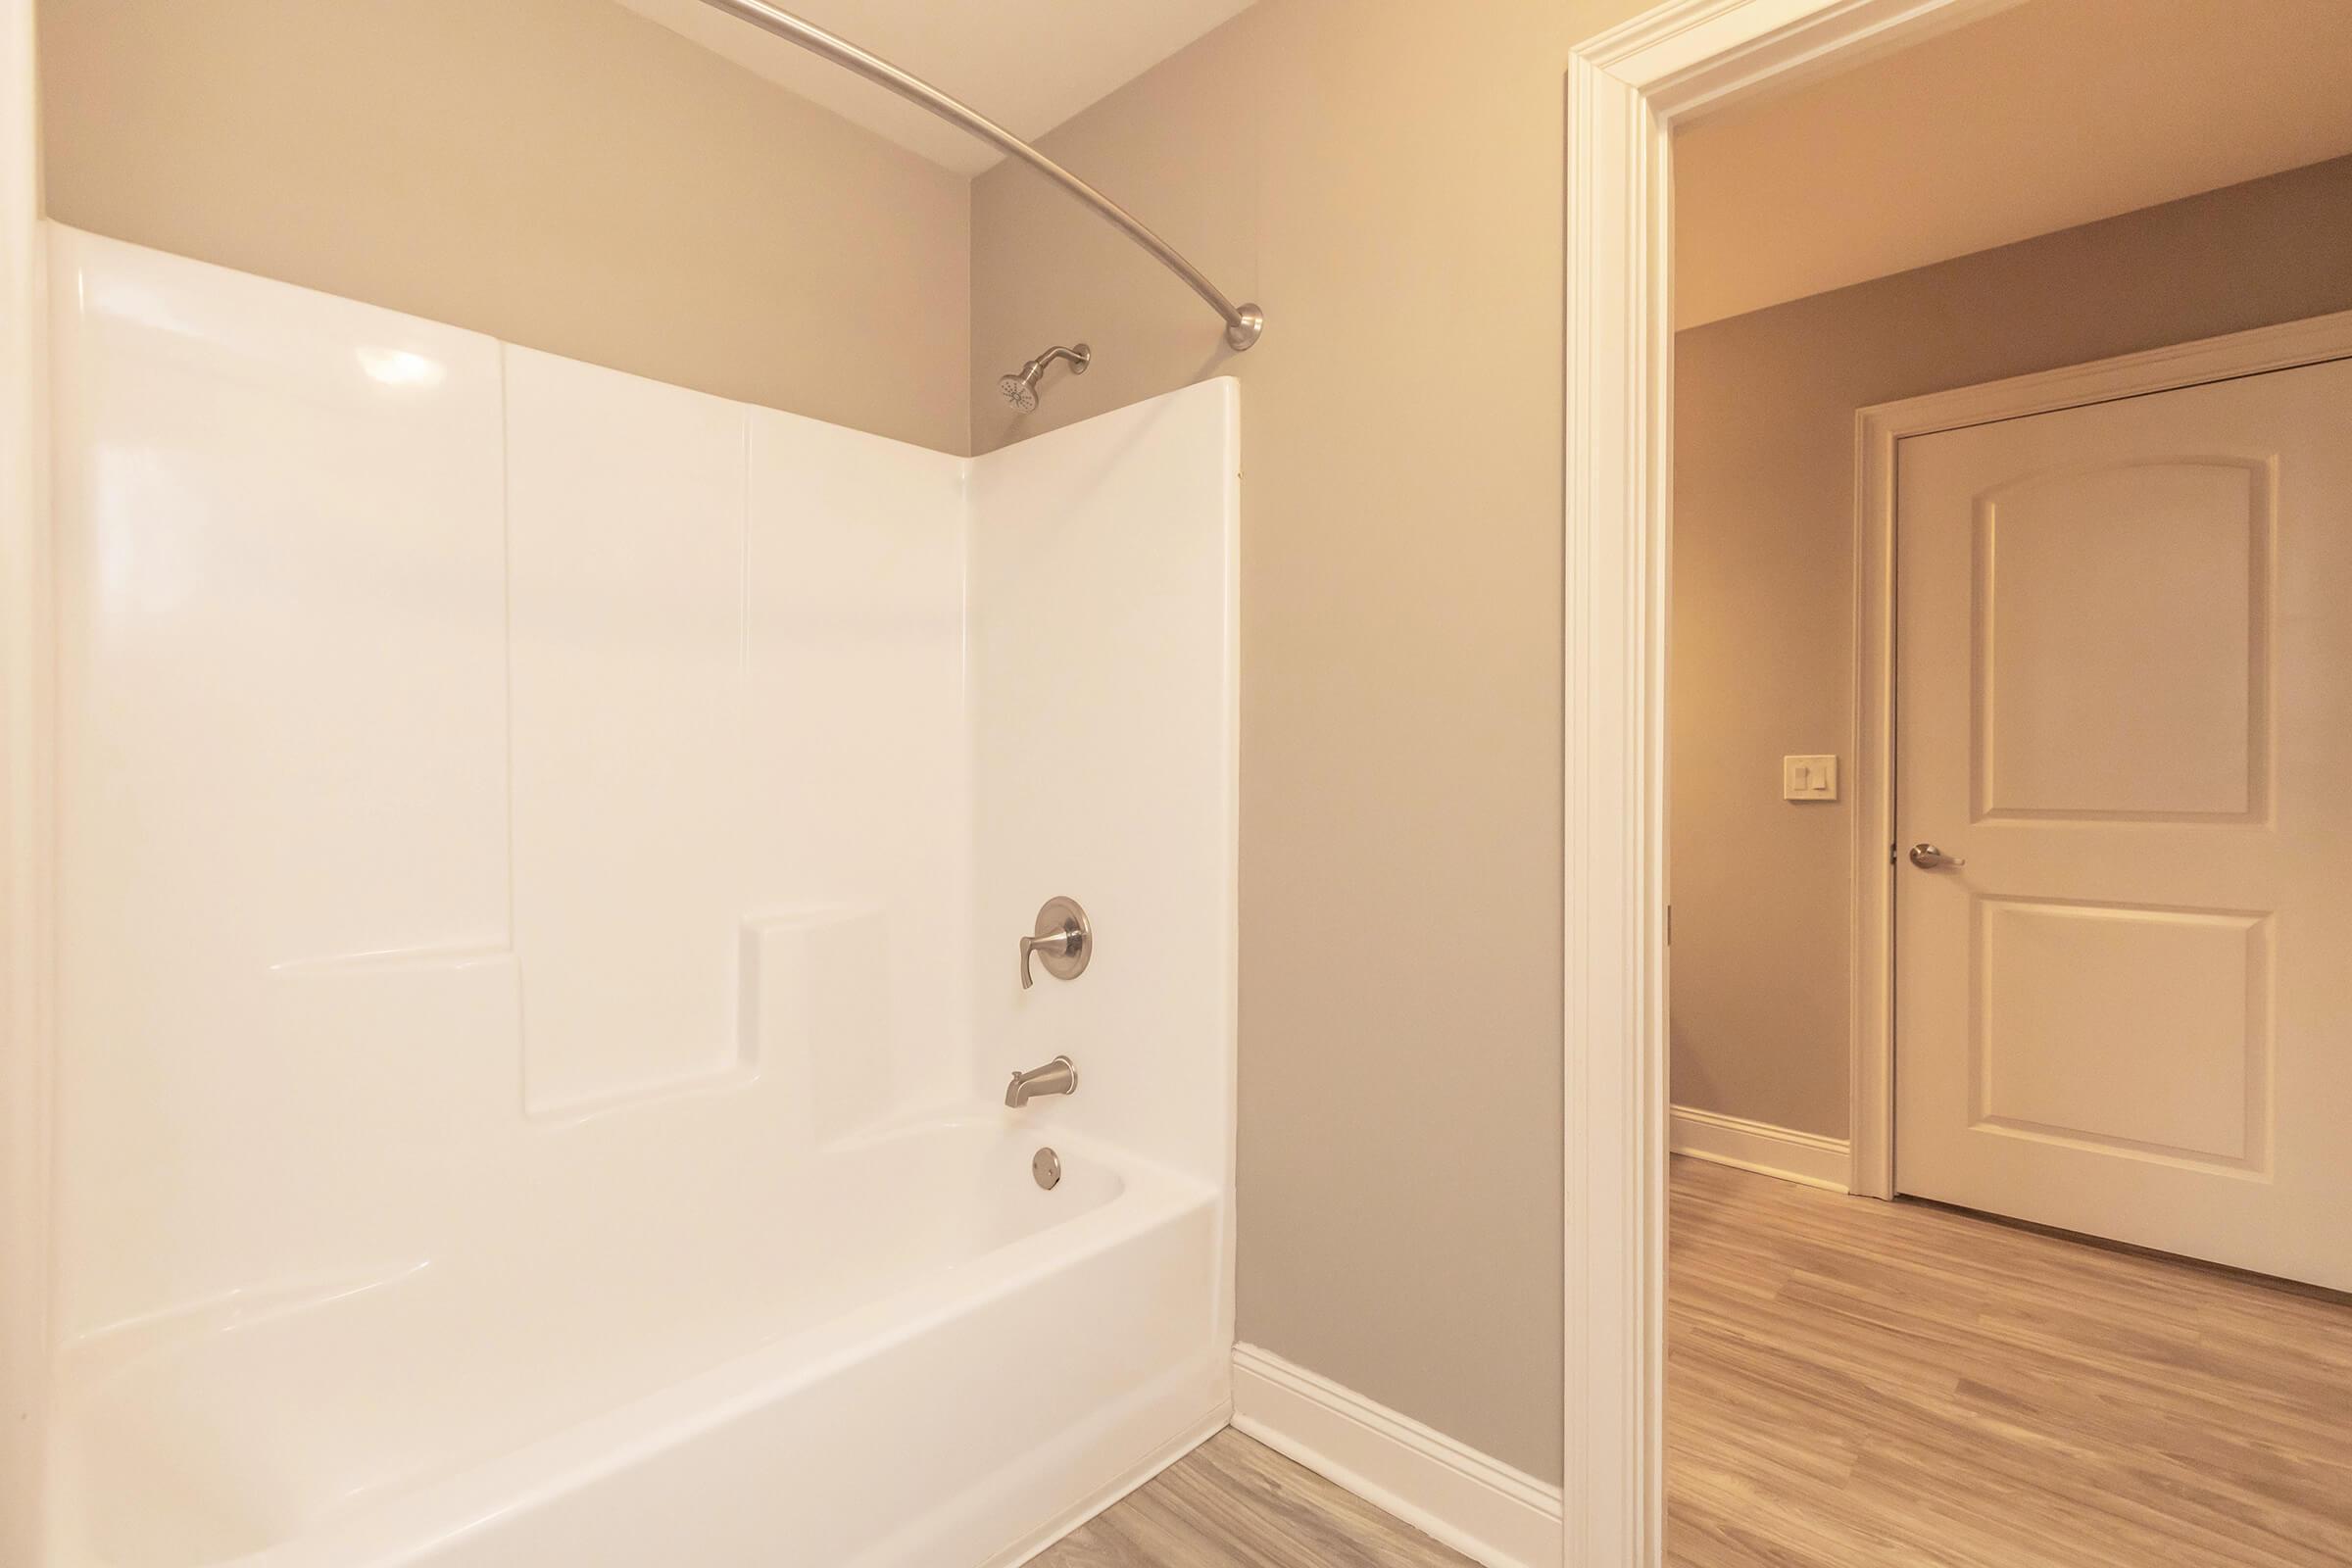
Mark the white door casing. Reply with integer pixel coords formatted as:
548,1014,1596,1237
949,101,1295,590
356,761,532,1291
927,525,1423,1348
2,0,51,1558
1893,358,2352,1290
1566,2,2021,1560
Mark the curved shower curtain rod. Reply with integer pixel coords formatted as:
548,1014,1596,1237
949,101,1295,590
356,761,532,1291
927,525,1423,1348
697,0,1264,352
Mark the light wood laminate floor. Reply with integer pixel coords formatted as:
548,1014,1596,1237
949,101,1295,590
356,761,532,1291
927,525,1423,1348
1033,1429,1476,1567
1036,1158,2352,1565
1668,1156,2352,1567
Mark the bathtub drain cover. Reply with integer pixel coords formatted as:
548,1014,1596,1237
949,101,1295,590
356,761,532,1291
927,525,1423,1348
1032,1147,1062,1191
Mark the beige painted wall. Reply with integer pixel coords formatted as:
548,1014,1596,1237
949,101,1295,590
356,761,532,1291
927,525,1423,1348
36,0,970,453
1671,154,2352,1142
971,0,1653,1482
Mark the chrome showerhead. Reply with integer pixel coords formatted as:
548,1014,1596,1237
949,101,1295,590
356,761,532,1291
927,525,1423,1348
999,343,1089,413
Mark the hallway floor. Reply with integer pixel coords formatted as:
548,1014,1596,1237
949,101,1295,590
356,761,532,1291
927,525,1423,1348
1036,1158,2352,1566
1668,1156,2352,1567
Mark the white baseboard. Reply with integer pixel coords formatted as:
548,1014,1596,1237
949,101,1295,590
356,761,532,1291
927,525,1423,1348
1671,1103,1850,1191
1230,1344,1562,1568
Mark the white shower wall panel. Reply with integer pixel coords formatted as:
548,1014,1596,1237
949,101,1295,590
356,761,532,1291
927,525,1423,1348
49,230,514,1339
504,347,752,1110
741,404,971,1124
502,349,970,1113
48,228,974,1343
967,383,1241,1192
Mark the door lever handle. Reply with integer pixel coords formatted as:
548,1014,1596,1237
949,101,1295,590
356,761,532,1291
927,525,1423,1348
1908,843,1966,870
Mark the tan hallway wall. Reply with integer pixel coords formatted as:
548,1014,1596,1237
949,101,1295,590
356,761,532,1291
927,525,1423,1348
36,0,971,453
1670,153,2352,1141
971,0,1658,1483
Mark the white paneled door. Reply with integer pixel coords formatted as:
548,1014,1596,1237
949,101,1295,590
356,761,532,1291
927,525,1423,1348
1894,358,2352,1291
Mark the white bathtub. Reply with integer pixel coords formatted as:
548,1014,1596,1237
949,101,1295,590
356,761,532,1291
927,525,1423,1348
49,1118,1230,1568
41,234,1242,1568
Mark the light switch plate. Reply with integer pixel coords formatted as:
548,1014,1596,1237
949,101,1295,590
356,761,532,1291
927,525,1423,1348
1783,754,1838,801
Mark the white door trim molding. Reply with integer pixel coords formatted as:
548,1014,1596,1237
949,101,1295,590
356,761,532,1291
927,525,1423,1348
1669,1105,1851,1192
1561,0,2020,1560
1845,304,2352,1200
1232,1345,1563,1568
1,0,52,1558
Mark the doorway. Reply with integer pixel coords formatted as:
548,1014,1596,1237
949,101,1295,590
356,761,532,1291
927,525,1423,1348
1563,0,2352,1561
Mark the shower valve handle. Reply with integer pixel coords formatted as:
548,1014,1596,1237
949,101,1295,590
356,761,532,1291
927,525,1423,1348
1019,897,1092,989
1019,930,1073,988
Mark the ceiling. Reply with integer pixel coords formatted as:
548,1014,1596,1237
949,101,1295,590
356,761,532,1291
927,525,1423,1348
1674,0,2352,328
611,0,1258,174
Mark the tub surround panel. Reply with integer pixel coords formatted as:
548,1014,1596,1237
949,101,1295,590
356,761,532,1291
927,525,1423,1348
505,346,753,1111
49,228,972,1343
44,225,1238,1568
502,346,972,1115
741,909,902,1147
742,405,972,1113
968,382,1243,1192
49,228,513,1339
